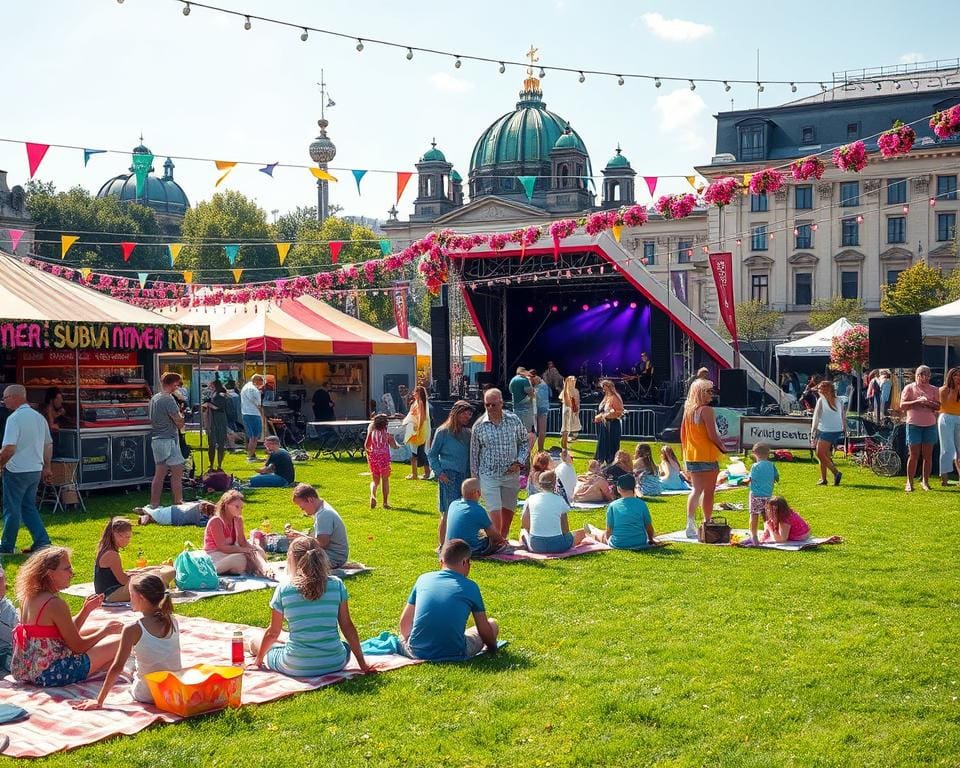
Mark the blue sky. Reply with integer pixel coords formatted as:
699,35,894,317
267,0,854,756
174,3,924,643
2,0,958,223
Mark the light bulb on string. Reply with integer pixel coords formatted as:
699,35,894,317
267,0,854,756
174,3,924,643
757,82,764,93
903,204,909,214
406,47,413,60
182,2,190,15
578,71,586,83
243,15,251,30
356,38,364,51
723,81,731,91
617,75,625,86
300,28,308,41
819,83,827,92
539,67,546,78
790,82,797,92
689,80,696,91
499,61,505,74
454,56,462,69
654,77,661,88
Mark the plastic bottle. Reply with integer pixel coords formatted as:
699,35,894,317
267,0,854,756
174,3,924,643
231,630,244,665
136,549,147,568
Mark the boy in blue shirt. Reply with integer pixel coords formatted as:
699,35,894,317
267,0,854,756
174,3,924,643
745,442,779,545
399,539,500,661
592,474,658,549
437,479,506,556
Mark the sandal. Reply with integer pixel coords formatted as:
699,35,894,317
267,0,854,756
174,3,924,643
370,496,377,509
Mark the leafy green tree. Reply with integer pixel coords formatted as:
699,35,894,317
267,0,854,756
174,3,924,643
717,300,782,341
272,204,341,241
808,297,865,330
880,261,949,315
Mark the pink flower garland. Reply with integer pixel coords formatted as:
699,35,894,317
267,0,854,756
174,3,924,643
830,325,869,374
620,204,648,227
877,120,916,158
703,177,741,208
832,141,869,173
748,168,784,195
654,193,697,220
930,104,960,140
791,156,825,181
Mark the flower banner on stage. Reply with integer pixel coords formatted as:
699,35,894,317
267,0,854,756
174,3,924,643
709,251,739,354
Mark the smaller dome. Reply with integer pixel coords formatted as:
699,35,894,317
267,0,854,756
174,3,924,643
553,124,585,151
605,145,631,169
420,139,446,163
450,169,463,183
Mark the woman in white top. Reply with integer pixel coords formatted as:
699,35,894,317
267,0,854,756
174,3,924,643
520,471,588,553
560,376,581,451
810,380,845,486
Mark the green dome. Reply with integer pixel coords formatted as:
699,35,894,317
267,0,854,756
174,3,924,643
605,146,631,168
420,140,446,162
96,145,189,218
450,169,463,183
553,124,585,150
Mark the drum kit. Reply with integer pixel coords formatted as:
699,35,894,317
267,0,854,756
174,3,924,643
576,360,655,402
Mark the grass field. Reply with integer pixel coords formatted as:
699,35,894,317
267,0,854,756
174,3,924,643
3,436,958,767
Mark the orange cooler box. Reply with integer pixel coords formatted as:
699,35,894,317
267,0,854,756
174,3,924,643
145,664,243,717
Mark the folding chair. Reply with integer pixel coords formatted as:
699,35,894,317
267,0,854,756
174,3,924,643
38,460,86,514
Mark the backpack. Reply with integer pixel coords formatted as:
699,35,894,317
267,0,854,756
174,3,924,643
174,543,220,591
202,469,234,493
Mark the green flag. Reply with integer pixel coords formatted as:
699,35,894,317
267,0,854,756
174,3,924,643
131,152,154,198
518,175,537,202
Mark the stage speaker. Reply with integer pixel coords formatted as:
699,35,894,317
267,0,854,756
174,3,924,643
476,371,497,387
718,368,748,408
430,304,451,400
869,315,922,369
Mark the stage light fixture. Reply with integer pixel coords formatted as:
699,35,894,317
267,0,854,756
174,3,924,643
527,305,534,313
551,305,558,312
629,301,637,309
582,304,589,311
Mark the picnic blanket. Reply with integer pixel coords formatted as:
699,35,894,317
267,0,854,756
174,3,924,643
659,528,842,551
660,482,743,496
0,612,417,758
516,499,609,510
486,538,612,562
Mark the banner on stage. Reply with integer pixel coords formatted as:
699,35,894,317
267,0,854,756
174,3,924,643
708,252,739,352
739,416,813,451
392,283,409,339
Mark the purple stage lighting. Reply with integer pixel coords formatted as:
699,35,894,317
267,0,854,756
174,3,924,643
612,300,620,308
527,305,534,313
629,301,637,309
551,304,558,312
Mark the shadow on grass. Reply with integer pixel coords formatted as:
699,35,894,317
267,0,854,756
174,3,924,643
381,505,438,517
458,647,533,673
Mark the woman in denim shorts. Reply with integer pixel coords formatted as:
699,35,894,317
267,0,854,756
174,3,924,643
810,380,845,486
901,366,940,492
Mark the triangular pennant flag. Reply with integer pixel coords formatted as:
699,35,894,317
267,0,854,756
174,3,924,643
80,267,92,281
131,153,154,198
612,224,623,243
276,242,291,266
379,239,391,256
7,229,25,252
168,243,183,266
224,244,240,265
329,241,343,264
643,176,658,197
120,241,137,262
61,234,78,259
396,172,413,203
259,162,278,177
351,169,367,195
25,142,50,178
83,148,106,167
214,161,237,187
743,173,753,187
182,271,194,285
309,167,338,183
232,268,244,283
137,272,149,289
685,175,697,190
517,175,537,202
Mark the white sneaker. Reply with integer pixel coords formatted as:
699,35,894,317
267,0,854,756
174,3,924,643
685,521,698,538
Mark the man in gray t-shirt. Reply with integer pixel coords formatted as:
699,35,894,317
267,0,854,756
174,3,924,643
288,482,349,568
149,372,186,507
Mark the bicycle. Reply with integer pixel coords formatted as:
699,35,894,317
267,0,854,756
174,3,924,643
848,428,901,476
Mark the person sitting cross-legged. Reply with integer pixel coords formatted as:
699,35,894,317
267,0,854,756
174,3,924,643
398,539,499,662
285,483,349,569
247,436,295,488
519,470,588,554
591,474,659,549
437,479,506,557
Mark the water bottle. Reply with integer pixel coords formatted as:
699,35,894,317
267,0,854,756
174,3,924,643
136,549,147,568
231,630,244,665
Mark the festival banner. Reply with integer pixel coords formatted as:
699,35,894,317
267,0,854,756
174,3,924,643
643,176,658,197
708,251,739,353
232,268,244,283
328,241,343,264
1,321,210,353
214,161,237,187
396,172,413,203
131,152,154,197
7,229,24,252
137,272,149,289
351,169,367,194
25,142,50,178
61,235,78,259
518,175,537,202
224,244,240,266
392,283,409,339
120,241,137,262
275,242,291,265
168,243,183,265
670,271,688,305
83,148,106,167
259,162,278,177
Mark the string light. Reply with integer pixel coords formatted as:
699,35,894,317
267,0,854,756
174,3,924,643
539,67,546,78
578,71,586,83
300,28,308,41
499,62,505,74
617,75,624,86
689,80,696,91
723,81,730,92
181,2,190,15
757,82,764,93
243,15,251,30
355,38,363,52
790,82,797,92
654,77,661,88
405,47,413,60
454,56,462,69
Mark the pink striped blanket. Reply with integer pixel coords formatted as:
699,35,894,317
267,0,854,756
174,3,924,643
0,612,419,758
486,538,612,562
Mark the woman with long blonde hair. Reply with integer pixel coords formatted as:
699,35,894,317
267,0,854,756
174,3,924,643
404,385,432,480
679,378,726,538
593,379,624,464
810,380,845,486
427,400,475,513
203,490,271,577
560,376,581,451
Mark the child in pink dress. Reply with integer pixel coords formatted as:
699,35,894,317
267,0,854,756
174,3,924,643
365,414,399,509
760,496,811,543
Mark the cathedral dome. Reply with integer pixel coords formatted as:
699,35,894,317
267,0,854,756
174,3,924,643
605,146,631,168
420,140,447,162
96,145,189,218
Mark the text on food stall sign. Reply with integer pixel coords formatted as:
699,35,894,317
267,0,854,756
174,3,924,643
0,321,210,352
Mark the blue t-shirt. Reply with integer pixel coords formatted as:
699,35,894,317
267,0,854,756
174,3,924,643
605,496,652,549
748,459,779,498
407,570,485,661
509,375,532,413
534,382,552,414
445,498,493,551
268,578,349,676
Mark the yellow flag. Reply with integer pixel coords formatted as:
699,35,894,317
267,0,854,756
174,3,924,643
182,271,194,285
276,242,291,265
214,161,237,187
232,268,243,283
168,243,183,265
611,224,623,243
80,267,92,281
685,175,697,190
743,173,753,187
61,235,78,259
309,167,338,183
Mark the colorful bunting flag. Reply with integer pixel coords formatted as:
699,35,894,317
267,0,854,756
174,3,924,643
259,162,278,177
120,241,137,262
379,239,391,256
329,241,343,264
612,224,623,243
232,268,244,283
275,242,291,266
61,234,78,259
83,148,106,167
131,152,154,198
396,172,413,203
517,175,537,202
309,167,338,183
137,272,149,289
80,267,92,281
743,173,753,187
214,161,237,187
224,244,240,265
25,142,51,179
168,243,183,266
182,271,194,285
685,175,697,190
351,169,367,195
7,229,24,252
643,176,658,197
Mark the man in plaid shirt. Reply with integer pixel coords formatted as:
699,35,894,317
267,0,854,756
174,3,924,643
470,388,530,538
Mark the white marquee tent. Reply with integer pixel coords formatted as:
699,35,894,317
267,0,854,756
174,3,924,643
775,317,855,358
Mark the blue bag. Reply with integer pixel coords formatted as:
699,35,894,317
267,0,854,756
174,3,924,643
174,542,220,591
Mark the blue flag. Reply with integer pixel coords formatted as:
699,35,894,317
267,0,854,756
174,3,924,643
352,169,368,195
224,244,240,265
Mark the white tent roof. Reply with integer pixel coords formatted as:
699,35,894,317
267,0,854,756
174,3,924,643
775,317,854,357
388,326,487,360
921,298,960,344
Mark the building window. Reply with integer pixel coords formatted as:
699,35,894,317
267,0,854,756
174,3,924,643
887,216,906,244
677,240,692,264
795,185,813,210
643,240,656,265
801,126,816,144
751,193,768,212
887,178,907,205
795,223,813,249
846,122,860,140
751,274,769,304
751,225,768,251
937,175,958,201
840,181,860,207
739,126,766,161
794,272,812,306
841,271,859,299
937,212,957,241
841,218,860,246
886,269,904,286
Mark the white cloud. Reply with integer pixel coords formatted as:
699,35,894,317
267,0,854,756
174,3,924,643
641,12,713,42
899,52,924,64
654,88,708,151
428,72,473,94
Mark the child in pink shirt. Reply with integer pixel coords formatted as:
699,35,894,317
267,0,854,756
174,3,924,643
760,496,811,543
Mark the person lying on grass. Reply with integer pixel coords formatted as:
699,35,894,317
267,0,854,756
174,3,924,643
759,496,811,544
437,478,506,556
203,490,273,578
285,483,349,569
249,536,380,676
399,538,499,662
72,573,181,708
94,517,176,603
589,473,661,549
519,471,588,554
136,500,215,527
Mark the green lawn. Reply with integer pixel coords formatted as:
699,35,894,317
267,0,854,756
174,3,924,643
5,436,959,767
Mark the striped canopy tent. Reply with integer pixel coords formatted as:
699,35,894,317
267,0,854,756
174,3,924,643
163,296,416,356
388,325,488,364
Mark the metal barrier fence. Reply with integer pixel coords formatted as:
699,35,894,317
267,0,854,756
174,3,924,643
544,407,658,440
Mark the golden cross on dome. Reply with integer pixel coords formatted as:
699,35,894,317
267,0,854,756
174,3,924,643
525,44,539,76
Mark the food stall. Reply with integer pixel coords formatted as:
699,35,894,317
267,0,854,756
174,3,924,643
0,250,210,490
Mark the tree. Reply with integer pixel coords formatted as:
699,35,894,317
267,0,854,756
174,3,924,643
717,300,782,341
808,297,865,330
25,181,167,271
880,261,949,315
272,204,342,241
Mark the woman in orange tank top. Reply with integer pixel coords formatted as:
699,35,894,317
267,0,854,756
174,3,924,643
680,379,726,538
938,366,960,486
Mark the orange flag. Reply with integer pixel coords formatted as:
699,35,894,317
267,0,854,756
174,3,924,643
182,271,194,285
396,172,413,203
214,161,237,187
61,235,78,259
232,269,243,283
